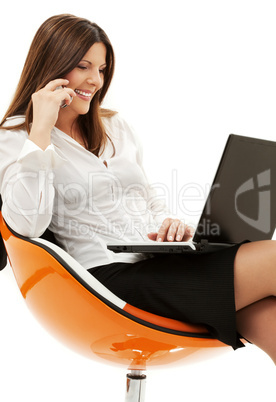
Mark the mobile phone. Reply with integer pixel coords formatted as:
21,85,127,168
56,85,72,108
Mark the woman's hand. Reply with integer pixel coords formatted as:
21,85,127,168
147,218,194,242
29,79,76,149
31,79,76,130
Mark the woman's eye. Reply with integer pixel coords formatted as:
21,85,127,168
77,65,87,70
99,68,106,75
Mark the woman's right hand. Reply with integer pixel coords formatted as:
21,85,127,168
31,79,76,131
29,79,76,149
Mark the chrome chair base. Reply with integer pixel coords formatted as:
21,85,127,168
125,370,146,402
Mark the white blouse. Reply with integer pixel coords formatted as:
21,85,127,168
0,114,170,269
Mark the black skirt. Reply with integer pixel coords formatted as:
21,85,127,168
89,244,245,349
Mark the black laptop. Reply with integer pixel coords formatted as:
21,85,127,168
108,134,276,254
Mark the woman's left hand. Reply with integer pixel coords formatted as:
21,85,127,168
147,218,194,242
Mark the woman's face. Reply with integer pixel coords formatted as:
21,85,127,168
60,42,107,119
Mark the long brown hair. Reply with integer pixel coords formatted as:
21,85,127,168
0,14,116,156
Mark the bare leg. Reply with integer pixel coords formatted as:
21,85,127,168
236,297,276,364
234,240,276,363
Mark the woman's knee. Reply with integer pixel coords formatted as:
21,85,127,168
234,240,276,311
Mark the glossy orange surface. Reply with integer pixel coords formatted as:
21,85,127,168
0,213,227,370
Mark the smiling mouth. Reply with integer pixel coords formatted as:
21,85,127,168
75,89,92,98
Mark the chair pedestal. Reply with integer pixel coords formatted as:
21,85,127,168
125,371,146,402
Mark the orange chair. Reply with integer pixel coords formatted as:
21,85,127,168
0,212,229,401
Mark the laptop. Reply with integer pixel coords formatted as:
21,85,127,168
108,134,276,254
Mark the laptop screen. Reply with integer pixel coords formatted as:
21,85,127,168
193,134,276,244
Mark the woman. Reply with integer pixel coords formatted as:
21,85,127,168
0,14,276,361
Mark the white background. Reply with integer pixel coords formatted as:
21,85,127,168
0,1,275,401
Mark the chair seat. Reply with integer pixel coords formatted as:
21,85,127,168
0,213,227,370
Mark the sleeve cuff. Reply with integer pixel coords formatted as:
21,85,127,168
17,139,66,170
